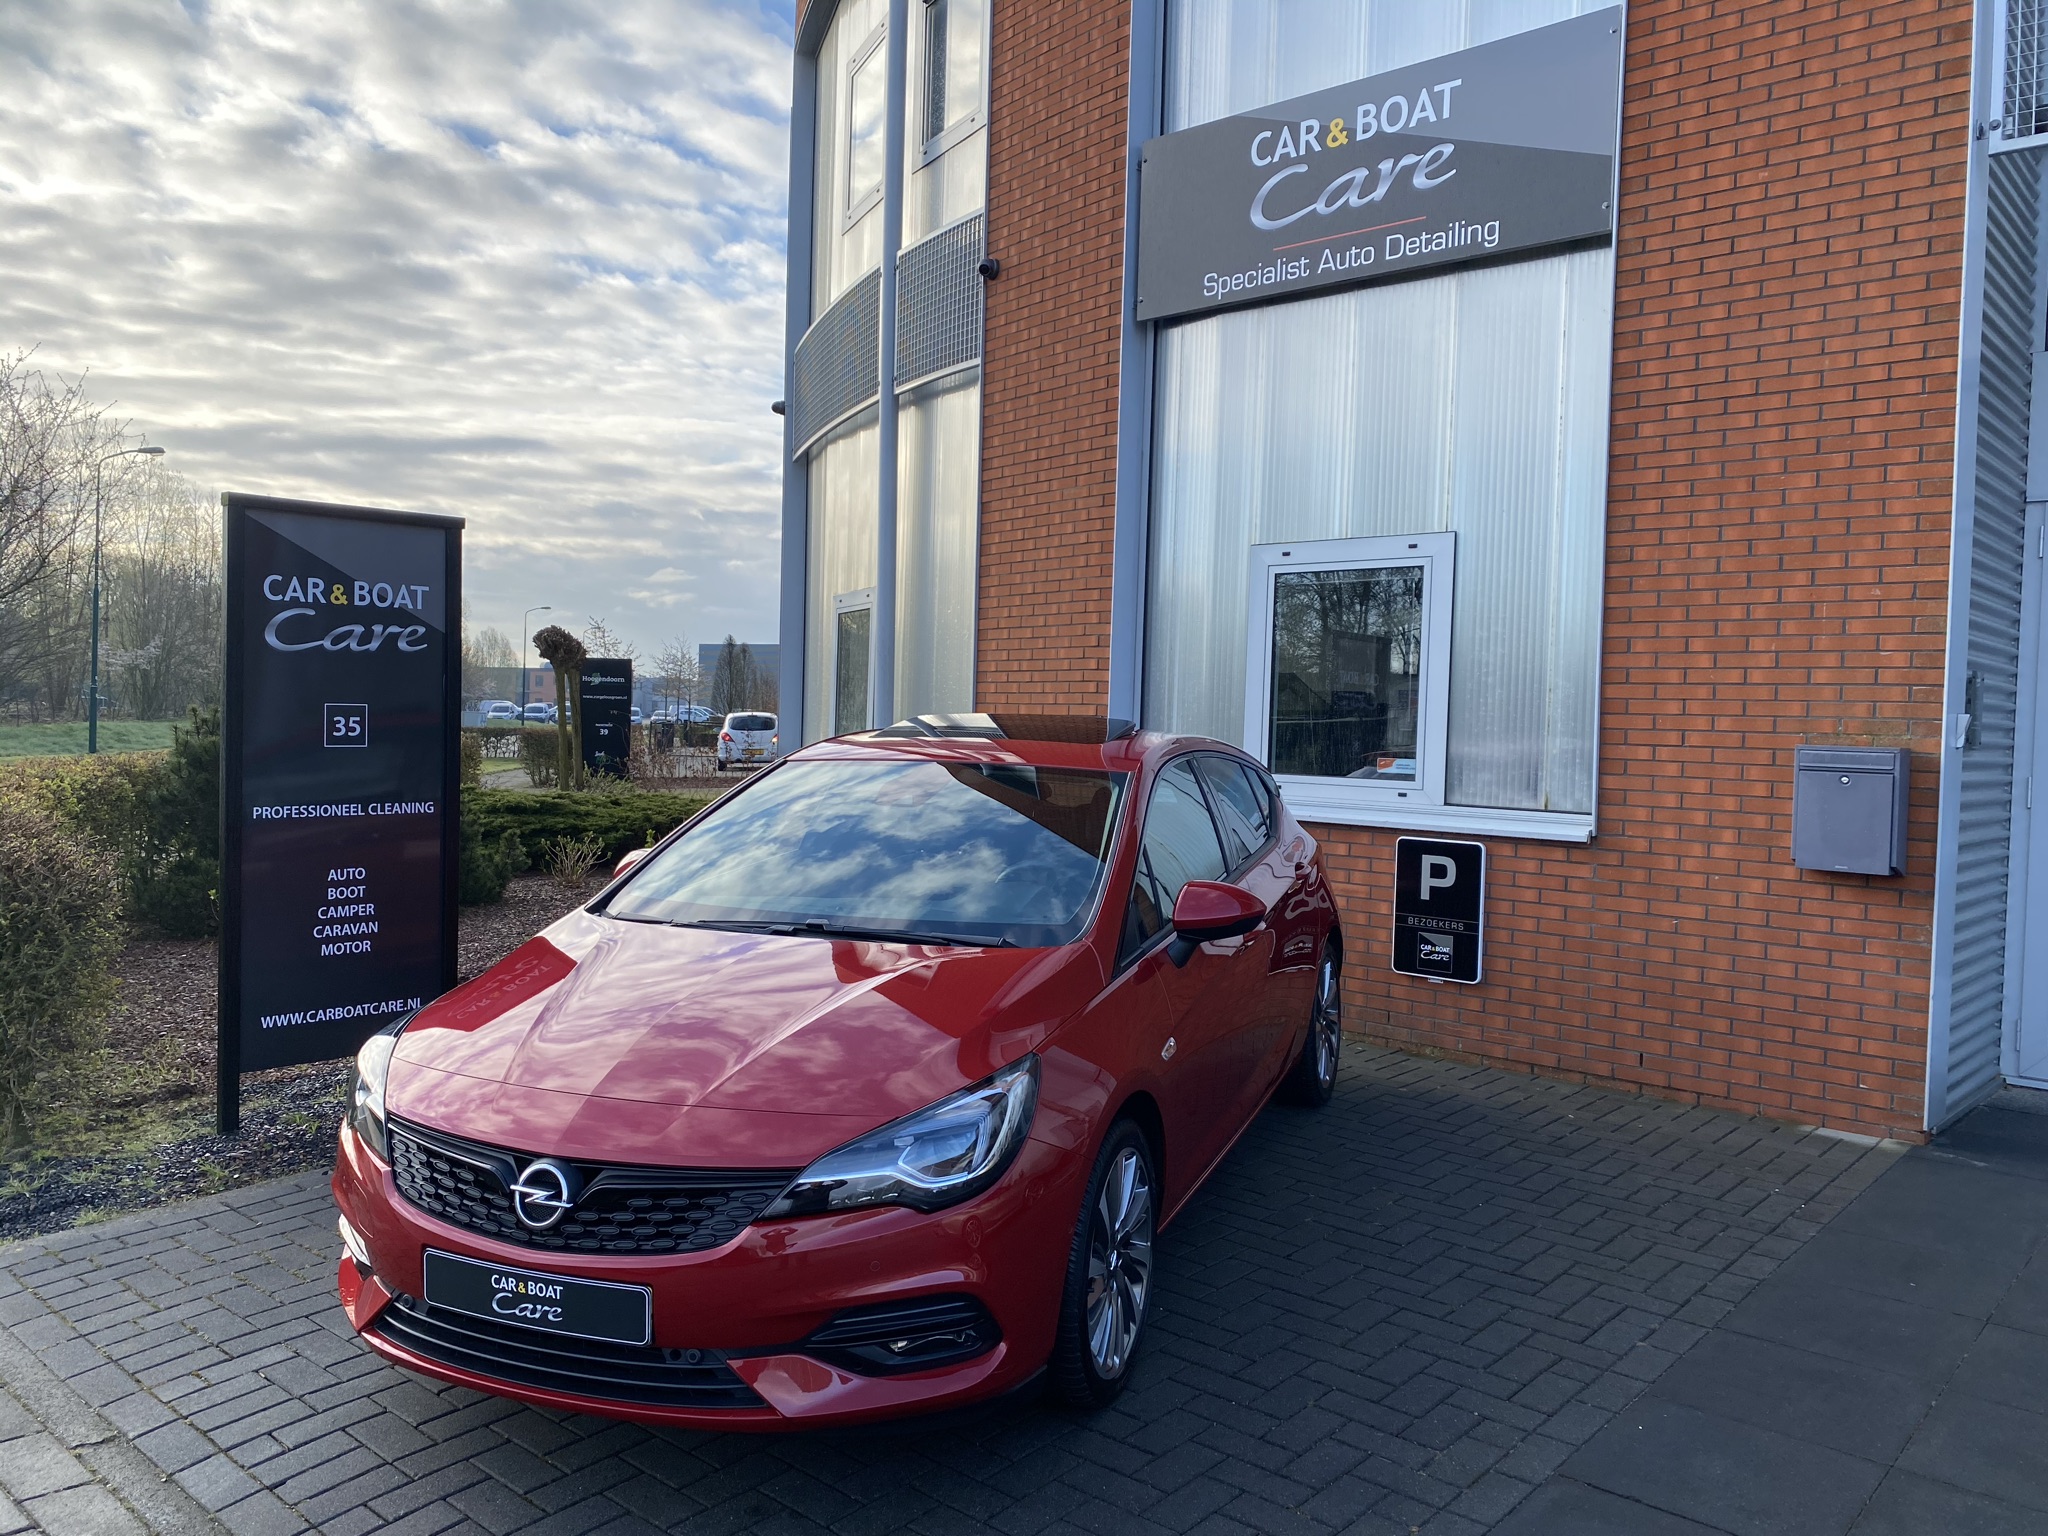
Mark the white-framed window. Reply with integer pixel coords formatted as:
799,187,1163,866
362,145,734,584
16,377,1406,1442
918,0,987,166
843,25,888,228
832,587,877,735
1242,534,1455,816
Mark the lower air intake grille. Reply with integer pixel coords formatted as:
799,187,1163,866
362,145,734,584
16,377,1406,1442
802,1293,999,1377
387,1118,795,1257
371,1293,764,1410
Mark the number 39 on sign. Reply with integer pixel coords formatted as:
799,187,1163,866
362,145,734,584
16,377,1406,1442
323,703,368,748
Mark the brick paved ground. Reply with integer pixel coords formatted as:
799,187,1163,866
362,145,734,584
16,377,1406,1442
0,1047,1902,1536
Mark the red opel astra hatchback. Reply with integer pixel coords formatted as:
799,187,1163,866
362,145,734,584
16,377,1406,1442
333,715,1341,1429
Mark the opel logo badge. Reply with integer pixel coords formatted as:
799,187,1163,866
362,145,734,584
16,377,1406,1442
508,1158,579,1231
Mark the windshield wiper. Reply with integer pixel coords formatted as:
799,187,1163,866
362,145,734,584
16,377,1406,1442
680,918,1016,948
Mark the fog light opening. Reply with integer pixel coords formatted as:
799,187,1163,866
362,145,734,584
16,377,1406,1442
801,1295,1000,1377
337,1215,374,1276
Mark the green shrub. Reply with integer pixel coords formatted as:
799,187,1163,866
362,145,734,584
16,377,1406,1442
462,788,711,870
129,708,221,938
0,752,158,857
0,790,125,1150
1,710,220,938
458,822,524,906
459,731,483,790
519,730,559,788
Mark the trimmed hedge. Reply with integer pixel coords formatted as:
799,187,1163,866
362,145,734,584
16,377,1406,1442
462,788,713,871
0,788,124,1148
0,707,221,938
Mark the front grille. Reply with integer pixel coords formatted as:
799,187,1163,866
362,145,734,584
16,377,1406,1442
802,1294,999,1377
371,1293,765,1410
388,1118,796,1257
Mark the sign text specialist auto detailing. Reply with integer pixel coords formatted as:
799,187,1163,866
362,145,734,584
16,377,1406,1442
219,496,462,1089
1135,8,1623,323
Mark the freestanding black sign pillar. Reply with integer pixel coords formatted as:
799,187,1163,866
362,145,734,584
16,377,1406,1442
218,494,463,1134
580,659,633,779
1392,837,1486,985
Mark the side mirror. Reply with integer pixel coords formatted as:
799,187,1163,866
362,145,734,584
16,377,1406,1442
613,846,651,880
1166,880,1266,968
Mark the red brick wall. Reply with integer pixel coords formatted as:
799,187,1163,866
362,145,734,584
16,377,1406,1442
1313,0,1969,1141
974,0,1130,710
966,0,1969,1138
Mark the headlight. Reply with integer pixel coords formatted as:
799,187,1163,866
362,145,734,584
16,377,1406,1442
347,1018,409,1161
761,1056,1039,1219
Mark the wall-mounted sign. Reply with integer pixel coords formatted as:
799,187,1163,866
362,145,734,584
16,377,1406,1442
218,494,463,1131
1392,837,1485,984
1136,8,1623,323
580,658,633,778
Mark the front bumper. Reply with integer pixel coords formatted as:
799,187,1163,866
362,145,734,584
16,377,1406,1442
332,1121,1081,1430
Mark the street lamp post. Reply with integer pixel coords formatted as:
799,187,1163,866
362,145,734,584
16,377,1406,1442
521,605,552,714
89,444,165,754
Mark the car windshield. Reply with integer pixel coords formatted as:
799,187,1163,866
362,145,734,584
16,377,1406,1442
728,714,775,732
604,758,1126,947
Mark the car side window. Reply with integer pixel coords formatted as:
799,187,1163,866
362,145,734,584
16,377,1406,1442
1122,758,1228,960
1196,755,1274,871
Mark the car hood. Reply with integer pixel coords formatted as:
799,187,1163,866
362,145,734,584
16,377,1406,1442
385,909,1100,1165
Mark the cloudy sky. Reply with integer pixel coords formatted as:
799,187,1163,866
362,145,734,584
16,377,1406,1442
1,0,795,661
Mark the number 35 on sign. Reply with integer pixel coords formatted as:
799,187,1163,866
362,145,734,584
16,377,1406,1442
323,703,368,748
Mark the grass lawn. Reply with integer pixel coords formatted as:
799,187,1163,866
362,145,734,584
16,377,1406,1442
0,721,180,758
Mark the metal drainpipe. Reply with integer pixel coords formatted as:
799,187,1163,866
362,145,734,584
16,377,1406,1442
871,0,909,729
779,42,818,745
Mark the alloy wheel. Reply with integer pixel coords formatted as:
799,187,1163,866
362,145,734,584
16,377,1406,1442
1313,951,1341,1089
1085,1146,1154,1379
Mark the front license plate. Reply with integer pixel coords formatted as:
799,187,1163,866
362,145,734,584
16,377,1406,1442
422,1250,651,1346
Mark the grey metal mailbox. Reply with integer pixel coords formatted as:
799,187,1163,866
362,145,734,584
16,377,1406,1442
1793,747,1910,876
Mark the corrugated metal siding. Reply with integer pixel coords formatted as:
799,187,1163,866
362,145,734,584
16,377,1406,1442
1943,147,2039,1116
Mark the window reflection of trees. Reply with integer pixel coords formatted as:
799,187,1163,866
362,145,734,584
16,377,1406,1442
608,760,1126,946
1268,567,1423,781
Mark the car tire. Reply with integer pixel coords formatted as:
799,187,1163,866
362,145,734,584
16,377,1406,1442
1278,941,1341,1107
1049,1118,1156,1409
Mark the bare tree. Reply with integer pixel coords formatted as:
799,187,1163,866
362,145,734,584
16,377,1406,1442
652,637,700,718
532,624,587,789
581,615,637,662
102,462,223,720
707,635,758,716
0,352,125,718
460,616,519,709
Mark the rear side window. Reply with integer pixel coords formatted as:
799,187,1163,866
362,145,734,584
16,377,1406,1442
1122,758,1227,958
1196,755,1274,870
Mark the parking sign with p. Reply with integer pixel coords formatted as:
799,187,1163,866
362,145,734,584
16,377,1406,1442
1393,837,1486,984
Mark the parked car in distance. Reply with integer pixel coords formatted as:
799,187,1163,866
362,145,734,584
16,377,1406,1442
333,714,1342,1430
647,704,711,724
480,701,519,723
716,712,777,769
521,703,556,724
631,707,644,725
